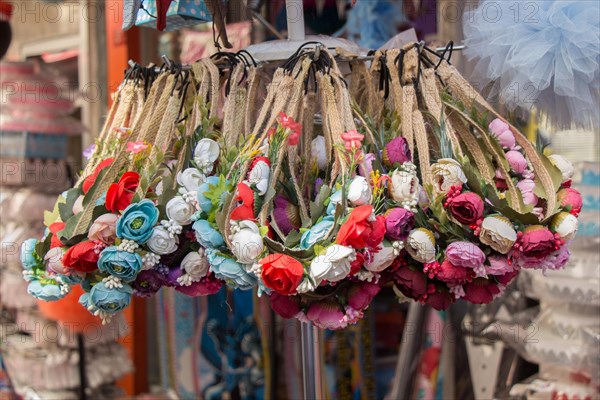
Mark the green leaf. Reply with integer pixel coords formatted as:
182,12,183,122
313,244,327,256
58,190,80,222
310,185,332,224
264,237,314,261
259,225,269,237
284,230,303,248
34,234,52,261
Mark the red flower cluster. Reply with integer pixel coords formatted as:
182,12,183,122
336,205,385,249
278,113,302,145
62,241,99,273
105,172,139,212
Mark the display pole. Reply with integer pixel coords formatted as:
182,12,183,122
300,322,322,399
285,0,305,41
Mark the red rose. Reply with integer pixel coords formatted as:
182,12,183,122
423,286,454,310
105,172,139,212
557,188,583,216
49,221,65,248
82,158,114,194
230,183,255,221
349,251,365,276
463,278,501,304
447,192,484,225
269,292,301,318
260,253,304,295
496,270,519,286
394,265,428,300
337,205,386,249
519,226,556,260
62,241,100,273
436,260,474,285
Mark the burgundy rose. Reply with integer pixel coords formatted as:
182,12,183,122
383,137,412,167
463,278,501,304
176,273,223,297
132,270,166,297
424,286,454,310
385,208,415,241
495,270,519,286
447,192,484,225
270,292,301,318
519,226,556,260
394,265,428,300
347,282,380,310
436,260,474,285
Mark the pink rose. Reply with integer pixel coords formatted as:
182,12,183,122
463,278,501,304
394,265,428,300
88,213,119,245
519,226,556,260
557,188,583,216
383,136,412,167
489,119,515,149
385,208,415,241
270,292,301,319
347,282,380,310
489,118,509,135
517,179,538,205
553,246,571,269
45,247,66,274
506,151,528,174
306,302,346,330
436,260,474,285
447,192,484,225
486,256,515,275
358,153,376,177
445,241,486,270
175,274,223,296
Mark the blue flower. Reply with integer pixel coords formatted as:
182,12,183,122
95,193,106,206
88,281,133,314
206,248,256,290
116,199,159,243
27,280,64,301
97,246,142,282
192,219,224,248
299,216,335,249
21,238,40,270
326,190,343,215
197,176,220,213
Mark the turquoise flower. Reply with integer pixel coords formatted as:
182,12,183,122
96,193,106,206
27,280,64,301
98,246,142,282
326,190,343,215
197,176,220,213
192,219,224,248
88,282,133,314
116,199,159,243
299,216,335,249
206,248,256,290
21,238,40,270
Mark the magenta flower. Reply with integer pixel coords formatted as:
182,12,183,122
306,302,347,330
445,241,486,271
269,292,301,318
272,194,300,236
383,136,411,167
347,282,380,310
385,208,415,241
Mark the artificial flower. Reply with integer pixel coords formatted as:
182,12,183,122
269,292,301,318
383,136,411,167
82,144,96,160
116,199,159,244
230,182,255,221
365,245,397,272
166,196,195,226
173,273,223,296
27,280,64,301
105,172,140,212
193,138,220,174
486,256,515,276
207,249,256,290
279,113,302,136
62,241,100,273
72,195,84,214
230,220,264,264
385,208,415,241
306,302,346,330
311,136,328,170
479,215,518,254
88,213,119,245
273,194,300,235
49,222,65,249
389,169,419,205
506,150,528,174
488,119,515,149
551,211,578,241
347,282,380,310
336,205,385,250
436,260,473,285
192,219,224,249
300,217,334,249
518,226,556,260
180,250,210,280
87,282,133,314
82,158,114,194
147,226,179,255
405,228,436,263
131,270,165,297
447,192,484,225
44,247,65,274
247,157,270,196
98,246,142,282
310,244,356,283
349,251,365,276
393,265,428,300
431,158,467,193
548,154,574,182
260,253,304,295
326,190,343,215
347,176,372,206
197,176,220,213
423,286,454,310
517,179,538,205
21,238,39,270
463,278,501,304
341,129,364,152
125,141,148,154
557,187,583,216
177,167,205,193
445,241,486,271
358,153,375,177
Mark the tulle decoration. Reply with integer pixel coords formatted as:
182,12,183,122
344,0,406,49
463,0,600,129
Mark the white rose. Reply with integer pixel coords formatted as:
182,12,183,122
231,220,264,264
551,212,578,242
548,154,574,182
431,158,467,193
177,168,205,193
365,245,397,272
347,176,372,206
247,160,270,196
479,215,517,254
181,250,210,280
310,244,356,283
311,136,328,170
406,228,436,263
389,169,419,205
193,138,220,174
147,226,179,255
166,196,195,226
